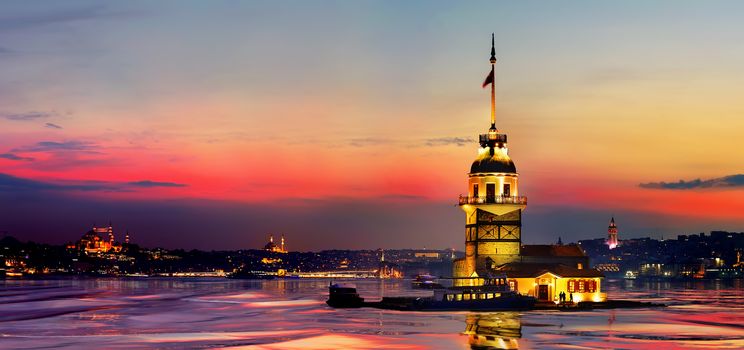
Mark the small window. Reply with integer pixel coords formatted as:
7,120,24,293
568,280,575,293
503,183,511,197
578,280,585,293
588,280,597,293
473,184,479,198
508,279,517,291
577,263,583,270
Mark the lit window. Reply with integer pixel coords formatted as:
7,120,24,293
578,280,585,293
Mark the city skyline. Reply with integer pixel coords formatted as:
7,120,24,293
1,1,743,250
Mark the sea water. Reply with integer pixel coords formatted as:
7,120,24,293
0,278,742,349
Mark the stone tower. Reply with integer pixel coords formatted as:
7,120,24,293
607,217,618,249
452,35,527,287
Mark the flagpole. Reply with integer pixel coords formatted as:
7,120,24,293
490,33,496,130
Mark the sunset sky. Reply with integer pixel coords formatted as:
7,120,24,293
1,1,742,250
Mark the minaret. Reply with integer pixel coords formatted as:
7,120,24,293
453,35,527,287
380,249,385,262
607,217,618,249
280,234,286,253
125,231,130,244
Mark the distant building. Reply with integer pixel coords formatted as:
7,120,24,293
263,234,287,253
68,223,123,255
451,38,605,303
414,251,441,259
607,217,619,249
376,249,402,278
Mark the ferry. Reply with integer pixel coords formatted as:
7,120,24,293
328,275,536,311
411,274,444,289
374,285,536,311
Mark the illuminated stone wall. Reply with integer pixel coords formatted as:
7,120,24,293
509,274,606,303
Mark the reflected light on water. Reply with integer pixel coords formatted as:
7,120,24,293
0,278,742,349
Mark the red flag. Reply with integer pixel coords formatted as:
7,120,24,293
482,66,494,88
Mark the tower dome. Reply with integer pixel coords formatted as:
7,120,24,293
470,148,517,174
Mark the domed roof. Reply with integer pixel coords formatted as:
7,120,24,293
470,148,517,174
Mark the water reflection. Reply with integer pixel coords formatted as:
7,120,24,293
464,313,521,349
0,278,742,349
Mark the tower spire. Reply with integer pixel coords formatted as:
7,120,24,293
489,33,496,130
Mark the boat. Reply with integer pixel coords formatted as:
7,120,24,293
412,274,444,289
374,285,536,311
327,275,536,311
326,282,365,308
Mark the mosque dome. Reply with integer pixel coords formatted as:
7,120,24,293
264,241,277,250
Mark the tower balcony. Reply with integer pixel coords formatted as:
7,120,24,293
458,195,527,206
479,133,507,148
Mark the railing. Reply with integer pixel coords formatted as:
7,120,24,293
458,195,527,205
479,133,507,144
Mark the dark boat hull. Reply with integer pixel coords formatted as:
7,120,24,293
371,294,536,311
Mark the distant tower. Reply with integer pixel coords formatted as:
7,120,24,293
108,221,114,243
453,34,527,287
280,234,286,252
607,217,618,249
380,249,385,262
557,236,563,245
125,231,130,244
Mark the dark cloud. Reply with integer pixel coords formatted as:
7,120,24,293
12,140,98,153
425,137,473,147
639,174,744,190
0,173,188,194
0,173,122,192
2,111,53,121
45,122,63,129
0,5,137,32
128,180,187,188
0,153,34,161
348,137,391,147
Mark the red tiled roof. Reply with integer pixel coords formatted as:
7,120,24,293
495,263,604,278
521,244,586,257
